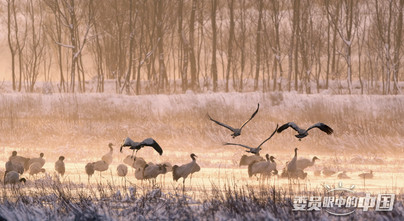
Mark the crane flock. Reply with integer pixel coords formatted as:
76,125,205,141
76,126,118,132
3,102,376,190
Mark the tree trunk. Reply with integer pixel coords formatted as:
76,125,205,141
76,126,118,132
157,0,167,93
393,0,404,94
6,0,16,91
211,0,218,91
225,0,234,92
293,0,300,91
123,0,135,94
189,0,197,91
254,0,263,91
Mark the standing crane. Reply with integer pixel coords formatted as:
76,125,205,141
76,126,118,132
172,153,200,192
102,143,114,165
55,156,66,177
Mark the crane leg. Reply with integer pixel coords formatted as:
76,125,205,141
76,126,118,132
182,178,185,193
189,174,193,187
131,149,139,158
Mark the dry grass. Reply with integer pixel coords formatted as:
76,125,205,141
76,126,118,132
0,92,403,162
0,176,403,220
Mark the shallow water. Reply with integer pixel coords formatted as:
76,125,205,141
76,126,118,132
13,151,402,198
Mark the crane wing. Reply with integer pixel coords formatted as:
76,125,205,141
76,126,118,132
223,142,254,151
120,137,141,152
257,124,279,148
192,163,201,173
208,114,236,132
239,103,260,129
277,122,302,133
141,138,163,155
307,123,334,134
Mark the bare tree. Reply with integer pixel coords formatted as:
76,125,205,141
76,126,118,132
292,0,300,91
24,0,46,92
211,0,218,91
177,0,187,92
269,0,285,91
46,0,94,93
236,0,247,92
155,0,168,93
327,0,358,94
254,0,264,91
324,0,340,90
7,0,27,92
6,0,17,91
373,0,402,94
225,0,235,92
121,0,137,94
392,0,403,94
189,0,198,91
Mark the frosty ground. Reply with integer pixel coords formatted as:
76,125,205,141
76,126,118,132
0,91,403,220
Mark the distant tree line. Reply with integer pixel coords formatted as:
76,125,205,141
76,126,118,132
4,0,404,94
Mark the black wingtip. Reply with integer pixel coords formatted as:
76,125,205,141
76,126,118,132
321,123,334,134
277,123,289,133
327,126,334,134
207,113,214,121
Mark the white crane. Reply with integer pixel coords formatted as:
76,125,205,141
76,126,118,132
239,154,264,167
9,151,30,173
322,167,337,177
54,156,65,177
143,163,169,185
5,160,24,175
208,103,260,138
359,170,373,179
102,143,114,165
287,148,298,177
248,154,277,178
135,166,145,181
4,171,26,185
337,171,350,179
117,164,128,177
93,160,109,177
27,153,45,169
173,153,200,191
296,156,319,170
29,162,46,177
123,155,147,169
85,162,95,182
117,164,128,186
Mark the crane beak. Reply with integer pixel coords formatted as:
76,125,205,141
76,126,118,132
120,145,124,153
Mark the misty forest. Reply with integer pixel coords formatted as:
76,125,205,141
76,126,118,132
0,0,404,220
